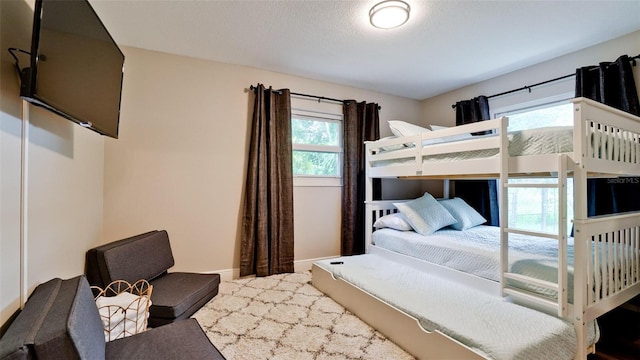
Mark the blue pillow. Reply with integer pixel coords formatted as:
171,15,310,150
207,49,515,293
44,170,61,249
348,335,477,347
394,193,456,235
438,197,486,230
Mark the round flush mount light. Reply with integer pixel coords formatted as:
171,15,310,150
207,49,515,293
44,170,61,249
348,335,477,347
369,0,411,29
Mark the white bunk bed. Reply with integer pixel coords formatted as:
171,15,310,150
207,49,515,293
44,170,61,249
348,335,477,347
312,97,640,359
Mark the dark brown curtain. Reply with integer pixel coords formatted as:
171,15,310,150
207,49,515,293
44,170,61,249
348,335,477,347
240,84,294,277
454,96,499,226
456,95,491,136
342,101,380,256
576,54,640,117
576,55,640,216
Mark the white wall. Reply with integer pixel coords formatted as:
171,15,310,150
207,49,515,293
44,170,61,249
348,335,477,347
421,31,640,126
1,0,105,325
102,46,424,280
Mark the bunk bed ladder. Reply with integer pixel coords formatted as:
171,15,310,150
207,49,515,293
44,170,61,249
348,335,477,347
500,154,569,318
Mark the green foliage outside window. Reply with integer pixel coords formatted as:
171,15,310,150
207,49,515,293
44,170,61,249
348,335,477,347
292,118,339,146
292,151,339,176
291,116,341,177
507,179,574,234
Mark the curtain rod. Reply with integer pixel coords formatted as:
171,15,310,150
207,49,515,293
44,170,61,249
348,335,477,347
248,85,381,110
451,54,640,108
249,84,344,104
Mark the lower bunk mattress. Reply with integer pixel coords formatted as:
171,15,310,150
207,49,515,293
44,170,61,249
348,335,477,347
372,225,575,300
314,254,598,360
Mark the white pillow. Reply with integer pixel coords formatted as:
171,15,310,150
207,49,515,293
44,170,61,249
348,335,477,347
394,193,456,235
430,125,449,131
373,213,413,231
377,136,406,152
388,120,430,137
438,197,486,230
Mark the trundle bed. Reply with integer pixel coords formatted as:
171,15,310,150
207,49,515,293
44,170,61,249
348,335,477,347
312,97,640,359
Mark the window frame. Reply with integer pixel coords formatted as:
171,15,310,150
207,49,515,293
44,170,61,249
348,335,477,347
291,108,343,187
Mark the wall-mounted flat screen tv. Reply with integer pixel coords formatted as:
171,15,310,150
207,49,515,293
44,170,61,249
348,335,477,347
21,0,124,139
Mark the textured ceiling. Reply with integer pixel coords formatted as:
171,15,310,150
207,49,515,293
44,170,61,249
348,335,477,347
90,0,640,100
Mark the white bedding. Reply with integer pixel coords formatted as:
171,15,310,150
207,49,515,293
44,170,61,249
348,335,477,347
371,126,574,166
372,226,574,299
371,122,640,167
315,254,598,360
374,225,636,303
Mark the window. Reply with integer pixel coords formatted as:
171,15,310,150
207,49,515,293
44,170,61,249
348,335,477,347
506,178,574,234
494,96,574,234
291,109,342,186
496,98,574,132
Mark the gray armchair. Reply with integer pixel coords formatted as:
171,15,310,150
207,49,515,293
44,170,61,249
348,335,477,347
85,230,220,327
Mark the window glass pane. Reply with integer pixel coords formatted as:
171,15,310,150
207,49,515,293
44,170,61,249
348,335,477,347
501,99,575,234
507,178,573,234
507,103,573,131
292,117,340,146
292,150,339,176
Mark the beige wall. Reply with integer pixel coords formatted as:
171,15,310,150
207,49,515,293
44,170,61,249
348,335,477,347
421,31,640,126
1,0,105,325
102,46,424,279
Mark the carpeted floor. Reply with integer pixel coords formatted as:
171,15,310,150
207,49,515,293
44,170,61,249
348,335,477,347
192,271,415,360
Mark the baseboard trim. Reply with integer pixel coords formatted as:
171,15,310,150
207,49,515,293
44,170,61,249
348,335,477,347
293,256,339,273
203,268,239,282
202,256,340,281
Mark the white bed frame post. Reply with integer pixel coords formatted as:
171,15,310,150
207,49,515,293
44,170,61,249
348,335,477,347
573,174,589,360
498,117,510,298
365,143,374,253
572,100,589,360
557,154,569,318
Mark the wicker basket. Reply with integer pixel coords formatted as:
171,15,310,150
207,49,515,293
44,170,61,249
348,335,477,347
92,279,153,341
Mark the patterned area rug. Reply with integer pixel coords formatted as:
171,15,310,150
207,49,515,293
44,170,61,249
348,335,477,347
192,272,415,360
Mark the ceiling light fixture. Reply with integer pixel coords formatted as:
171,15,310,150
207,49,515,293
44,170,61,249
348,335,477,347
369,0,411,29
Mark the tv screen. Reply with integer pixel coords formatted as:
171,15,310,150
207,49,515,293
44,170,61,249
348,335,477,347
21,0,124,139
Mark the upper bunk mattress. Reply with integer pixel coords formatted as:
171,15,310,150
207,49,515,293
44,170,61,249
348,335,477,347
371,126,574,167
314,254,598,360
